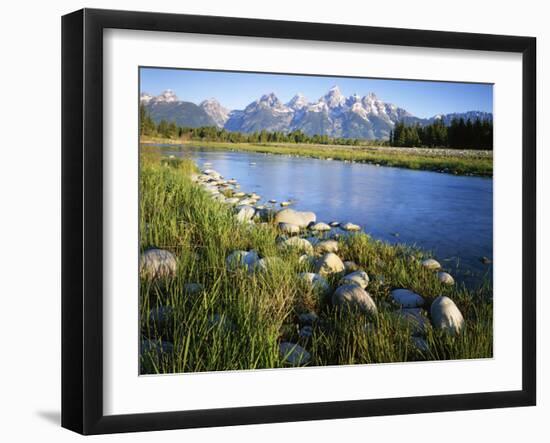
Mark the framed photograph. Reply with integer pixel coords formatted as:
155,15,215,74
62,8,536,435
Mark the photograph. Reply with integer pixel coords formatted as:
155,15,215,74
138,67,494,375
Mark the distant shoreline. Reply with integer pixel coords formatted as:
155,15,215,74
140,137,493,177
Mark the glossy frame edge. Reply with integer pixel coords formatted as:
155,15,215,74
61,8,537,435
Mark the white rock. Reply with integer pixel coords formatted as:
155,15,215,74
299,272,330,295
341,222,361,232
255,256,284,273
339,270,369,289
278,222,300,235
391,289,425,308
394,308,430,335
233,192,246,198
422,258,441,270
226,250,259,272
280,237,314,254
235,205,256,222
329,221,340,227
430,296,464,334
315,240,339,254
315,253,345,275
224,197,240,205
437,271,455,285
279,342,311,366
332,285,377,315
274,208,316,228
139,249,177,279
310,222,331,232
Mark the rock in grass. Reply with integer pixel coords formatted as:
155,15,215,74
343,261,360,273
183,283,203,295
341,222,361,232
139,248,177,280
147,306,173,332
339,270,369,289
315,252,345,275
437,271,455,285
279,342,311,366
305,236,320,247
332,284,377,315
298,311,319,325
315,239,339,254
413,337,429,352
274,208,316,228
278,222,300,235
299,272,331,295
224,197,240,205
422,258,441,270
430,296,464,334
233,191,246,198
299,326,314,338
280,237,314,254
394,308,430,335
235,205,256,222
329,221,340,227
226,250,259,272
310,222,331,232
391,289,425,308
255,257,285,273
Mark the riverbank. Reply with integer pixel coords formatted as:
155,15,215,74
140,136,493,177
139,150,493,374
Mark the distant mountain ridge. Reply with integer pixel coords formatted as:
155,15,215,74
140,87,493,140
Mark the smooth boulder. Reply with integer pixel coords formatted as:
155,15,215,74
280,237,314,254
339,270,369,289
430,295,465,334
278,222,300,235
310,222,331,232
139,248,177,280
332,284,377,315
394,308,430,335
299,272,330,295
341,222,361,232
315,253,345,275
235,205,256,222
422,258,441,270
343,261,360,273
437,271,455,285
279,342,311,366
274,208,316,228
315,239,339,254
226,250,259,272
391,289,425,308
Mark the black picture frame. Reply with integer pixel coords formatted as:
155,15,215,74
61,8,537,435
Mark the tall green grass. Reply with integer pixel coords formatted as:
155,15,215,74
139,151,493,374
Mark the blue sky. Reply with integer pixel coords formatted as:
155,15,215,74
140,67,492,118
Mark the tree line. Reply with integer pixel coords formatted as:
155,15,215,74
141,104,493,149
140,104,362,145
390,118,493,150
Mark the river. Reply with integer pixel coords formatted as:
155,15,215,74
163,146,493,286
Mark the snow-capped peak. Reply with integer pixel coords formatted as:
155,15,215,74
258,92,281,107
140,92,154,104
321,86,345,108
287,93,309,110
155,89,178,103
200,98,230,127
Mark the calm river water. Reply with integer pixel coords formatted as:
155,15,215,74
165,147,493,286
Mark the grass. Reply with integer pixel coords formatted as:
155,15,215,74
140,136,493,177
139,149,493,374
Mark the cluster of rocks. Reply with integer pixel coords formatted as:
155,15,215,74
140,163,466,367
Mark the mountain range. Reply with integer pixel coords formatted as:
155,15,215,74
140,87,492,140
